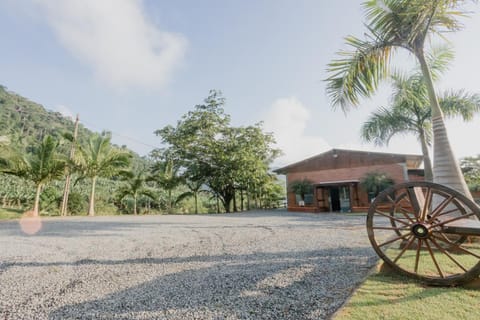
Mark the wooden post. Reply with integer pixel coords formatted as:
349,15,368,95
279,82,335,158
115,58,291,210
60,114,79,216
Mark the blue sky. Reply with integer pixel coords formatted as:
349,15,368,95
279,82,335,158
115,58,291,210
1,0,479,167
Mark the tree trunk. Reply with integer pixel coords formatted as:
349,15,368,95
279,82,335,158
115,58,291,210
32,183,42,217
88,176,97,216
133,194,137,215
419,129,433,182
233,189,237,212
240,189,244,211
416,50,473,199
194,193,198,214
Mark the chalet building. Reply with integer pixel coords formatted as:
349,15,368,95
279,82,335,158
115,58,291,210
274,149,425,213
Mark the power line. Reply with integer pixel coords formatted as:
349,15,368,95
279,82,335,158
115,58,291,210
80,119,160,150
3,106,162,150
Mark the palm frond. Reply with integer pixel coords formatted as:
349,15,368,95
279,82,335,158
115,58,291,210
326,36,393,111
439,89,480,120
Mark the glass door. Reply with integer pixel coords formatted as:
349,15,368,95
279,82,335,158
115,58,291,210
339,185,351,212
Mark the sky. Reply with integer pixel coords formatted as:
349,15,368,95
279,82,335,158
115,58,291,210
0,0,479,168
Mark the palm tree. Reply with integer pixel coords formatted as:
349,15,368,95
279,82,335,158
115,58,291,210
326,0,474,198
361,70,480,181
289,178,314,204
360,171,395,201
184,178,206,214
1,135,66,216
75,133,131,216
149,158,189,213
116,170,155,215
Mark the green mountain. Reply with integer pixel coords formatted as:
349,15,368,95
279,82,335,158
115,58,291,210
0,85,94,150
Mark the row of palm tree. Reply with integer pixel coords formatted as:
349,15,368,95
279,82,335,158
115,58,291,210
0,133,132,217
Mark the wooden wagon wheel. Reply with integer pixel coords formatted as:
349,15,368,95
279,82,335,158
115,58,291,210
388,191,468,244
367,181,480,286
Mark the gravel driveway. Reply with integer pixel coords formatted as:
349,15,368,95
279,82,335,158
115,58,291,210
0,210,377,320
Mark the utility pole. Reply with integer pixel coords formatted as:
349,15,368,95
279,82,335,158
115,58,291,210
60,114,79,216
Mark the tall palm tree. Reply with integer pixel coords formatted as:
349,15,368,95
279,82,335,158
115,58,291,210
75,134,131,216
362,71,480,181
326,0,475,198
1,135,65,216
116,170,155,215
149,158,188,213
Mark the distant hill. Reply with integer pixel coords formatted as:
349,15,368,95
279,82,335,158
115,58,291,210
0,85,96,151
0,85,148,163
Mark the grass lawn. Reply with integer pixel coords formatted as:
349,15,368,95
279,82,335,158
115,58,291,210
0,207,23,220
334,262,480,320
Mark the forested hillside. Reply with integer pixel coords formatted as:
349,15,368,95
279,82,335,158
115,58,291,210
0,85,93,150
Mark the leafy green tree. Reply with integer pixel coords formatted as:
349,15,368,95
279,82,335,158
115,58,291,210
1,135,66,216
461,155,480,191
156,90,280,213
116,170,155,215
257,174,285,209
361,56,480,181
75,133,132,216
360,171,395,201
326,0,474,198
289,178,314,203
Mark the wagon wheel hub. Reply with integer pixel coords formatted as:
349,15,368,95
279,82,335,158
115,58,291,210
411,223,431,239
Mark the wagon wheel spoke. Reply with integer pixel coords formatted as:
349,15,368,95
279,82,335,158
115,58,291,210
387,194,416,223
432,207,462,220
375,209,411,226
372,226,410,231
421,188,433,221
378,232,412,248
429,237,468,273
430,212,476,229
424,239,444,278
414,239,422,273
433,233,480,259
392,235,415,264
395,206,416,224
427,195,455,222
406,187,423,220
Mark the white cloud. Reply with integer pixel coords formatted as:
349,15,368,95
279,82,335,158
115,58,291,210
34,0,187,89
264,97,331,168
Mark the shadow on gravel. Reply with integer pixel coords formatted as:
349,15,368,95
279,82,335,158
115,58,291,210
0,211,366,238
0,220,177,238
46,247,376,320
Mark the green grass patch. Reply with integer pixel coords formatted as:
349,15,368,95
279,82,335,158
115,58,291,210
0,207,23,220
334,263,480,320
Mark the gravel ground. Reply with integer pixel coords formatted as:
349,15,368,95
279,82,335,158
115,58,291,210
0,210,377,320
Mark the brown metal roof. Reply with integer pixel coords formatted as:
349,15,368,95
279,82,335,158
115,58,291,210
273,148,423,174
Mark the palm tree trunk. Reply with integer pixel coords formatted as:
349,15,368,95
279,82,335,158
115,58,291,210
416,50,473,199
194,193,198,214
88,176,97,216
419,129,433,182
133,194,137,215
32,183,42,217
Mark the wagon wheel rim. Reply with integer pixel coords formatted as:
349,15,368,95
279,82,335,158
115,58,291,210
367,181,480,286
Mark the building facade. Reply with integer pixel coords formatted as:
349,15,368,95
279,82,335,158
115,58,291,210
274,149,425,213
